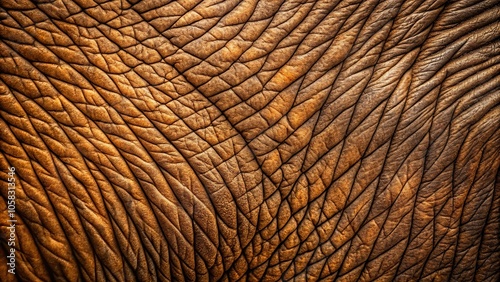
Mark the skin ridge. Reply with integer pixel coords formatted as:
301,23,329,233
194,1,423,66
0,0,499,281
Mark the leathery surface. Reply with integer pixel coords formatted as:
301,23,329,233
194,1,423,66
0,0,499,281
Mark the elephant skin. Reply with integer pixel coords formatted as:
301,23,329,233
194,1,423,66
0,0,499,281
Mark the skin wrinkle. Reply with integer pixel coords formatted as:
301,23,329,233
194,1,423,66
0,0,499,281
5,2,244,278
0,118,53,282
109,8,270,270
332,0,430,278
264,1,408,278
1,26,176,280
0,79,91,281
2,46,172,282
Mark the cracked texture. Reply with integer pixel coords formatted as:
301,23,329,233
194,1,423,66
0,0,499,281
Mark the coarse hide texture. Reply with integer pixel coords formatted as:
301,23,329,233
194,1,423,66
0,0,499,281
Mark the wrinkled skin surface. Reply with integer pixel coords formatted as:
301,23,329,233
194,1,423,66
0,0,499,281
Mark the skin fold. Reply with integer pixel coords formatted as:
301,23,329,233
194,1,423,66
0,0,499,281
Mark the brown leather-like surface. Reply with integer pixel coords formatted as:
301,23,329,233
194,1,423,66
0,0,499,281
